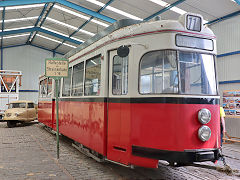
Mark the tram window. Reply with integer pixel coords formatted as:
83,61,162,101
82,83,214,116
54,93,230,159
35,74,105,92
72,62,84,96
139,50,178,94
112,55,128,95
62,68,72,97
84,55,101,96
40,79,47,97
179,52,217,95
47,78,52,96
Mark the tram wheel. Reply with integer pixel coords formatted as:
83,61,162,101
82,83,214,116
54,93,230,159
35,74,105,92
7,121,16,128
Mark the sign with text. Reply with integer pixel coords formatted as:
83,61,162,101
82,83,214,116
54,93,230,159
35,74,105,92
45,58,69,78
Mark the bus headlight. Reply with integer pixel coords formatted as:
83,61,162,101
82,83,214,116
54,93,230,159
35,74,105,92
198,108,211,124
198,125,211,142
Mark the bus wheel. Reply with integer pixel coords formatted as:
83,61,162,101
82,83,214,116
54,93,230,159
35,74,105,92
7,121,16,128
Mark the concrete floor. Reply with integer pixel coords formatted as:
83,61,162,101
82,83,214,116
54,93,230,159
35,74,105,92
0,121,239,180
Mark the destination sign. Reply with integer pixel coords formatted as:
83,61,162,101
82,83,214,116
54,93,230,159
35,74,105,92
45,58,69,78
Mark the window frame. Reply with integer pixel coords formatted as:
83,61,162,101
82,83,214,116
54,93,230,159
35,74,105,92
84,54,102,96
112,54,129,95
138,49,218,96
138,49,179,95
71,61,85,97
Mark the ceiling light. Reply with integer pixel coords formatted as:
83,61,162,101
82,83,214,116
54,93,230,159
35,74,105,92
36,34,62,43
42,26,85,42
149,0,209,24
63,43,77,48
4,26,34,31
0,16,39,23
85,0,143,20
70,36,85,43
5,4,45,10
36,34,76,48
54,5,109,27
47,17,95,36
2,33,30,39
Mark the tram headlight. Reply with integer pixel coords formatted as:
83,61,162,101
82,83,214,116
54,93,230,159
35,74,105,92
198,108,211,124
198,125,211,142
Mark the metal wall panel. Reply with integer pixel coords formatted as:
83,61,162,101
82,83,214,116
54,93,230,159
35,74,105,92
0,45,53,103
209,16,240,138
210,15,240,54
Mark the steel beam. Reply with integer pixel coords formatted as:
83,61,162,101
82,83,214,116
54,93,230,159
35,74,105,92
206,10,240,25
1,7,5,70
26,3,49,44
0,27,82,44
0,0,115,23
144,0,186,21
234,0,240,5
2,43,63,55
30,44,64,55
30,3,55,44
53,0,115,51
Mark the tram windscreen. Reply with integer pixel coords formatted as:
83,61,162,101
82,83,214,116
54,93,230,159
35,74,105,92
179,51,217,95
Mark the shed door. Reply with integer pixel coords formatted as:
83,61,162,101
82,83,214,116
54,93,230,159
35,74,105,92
107,48,131,165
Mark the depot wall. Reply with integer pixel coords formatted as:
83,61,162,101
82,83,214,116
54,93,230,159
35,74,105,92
0,45,57,103
210,15,240,138
210,15,240,97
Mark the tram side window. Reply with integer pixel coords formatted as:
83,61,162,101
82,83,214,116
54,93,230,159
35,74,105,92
72,62,84,96
112,55,128,95
47,78,53,96
139,50,178,94
84,55,101,96
62,68,72,97
40,79,47,97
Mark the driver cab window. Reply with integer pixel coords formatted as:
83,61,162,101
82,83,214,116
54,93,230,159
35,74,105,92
139,50,178,94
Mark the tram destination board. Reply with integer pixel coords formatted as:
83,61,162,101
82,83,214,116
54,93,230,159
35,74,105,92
45,58,69,78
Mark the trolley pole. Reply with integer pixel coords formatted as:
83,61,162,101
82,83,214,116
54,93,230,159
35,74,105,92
45,58,69,160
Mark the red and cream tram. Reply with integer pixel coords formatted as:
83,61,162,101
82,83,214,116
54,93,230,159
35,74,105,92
38,13,220,168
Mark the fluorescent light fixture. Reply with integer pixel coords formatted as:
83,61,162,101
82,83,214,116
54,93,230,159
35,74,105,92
0,16,39,23
70,36,85,43
54,5,109,27
4,26,34,31
2,33,30,39
63,43,77,48
47,17,95,36
6,4,45,10
85,0,143,20
149,0,209,24
42,26,85,42
36,34,77,48
149,0,186,15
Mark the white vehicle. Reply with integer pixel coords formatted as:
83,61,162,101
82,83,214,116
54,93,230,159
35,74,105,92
0,70,22,119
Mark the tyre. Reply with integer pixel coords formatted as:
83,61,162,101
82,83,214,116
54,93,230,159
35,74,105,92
7,121,16,128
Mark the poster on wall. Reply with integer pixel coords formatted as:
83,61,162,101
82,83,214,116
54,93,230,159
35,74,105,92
223,90,240,118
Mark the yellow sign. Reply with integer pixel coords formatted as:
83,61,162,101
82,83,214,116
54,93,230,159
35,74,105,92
45,58,69,78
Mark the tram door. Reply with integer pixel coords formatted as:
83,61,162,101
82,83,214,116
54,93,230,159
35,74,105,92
107,49,131,165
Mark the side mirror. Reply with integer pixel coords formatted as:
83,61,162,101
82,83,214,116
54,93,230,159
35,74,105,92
117,45,129,58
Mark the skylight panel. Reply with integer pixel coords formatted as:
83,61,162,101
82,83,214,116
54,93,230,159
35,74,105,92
0,16,39,23
54,5,109,27
85,0,143,20
36,34,77,48
47,17,95,36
